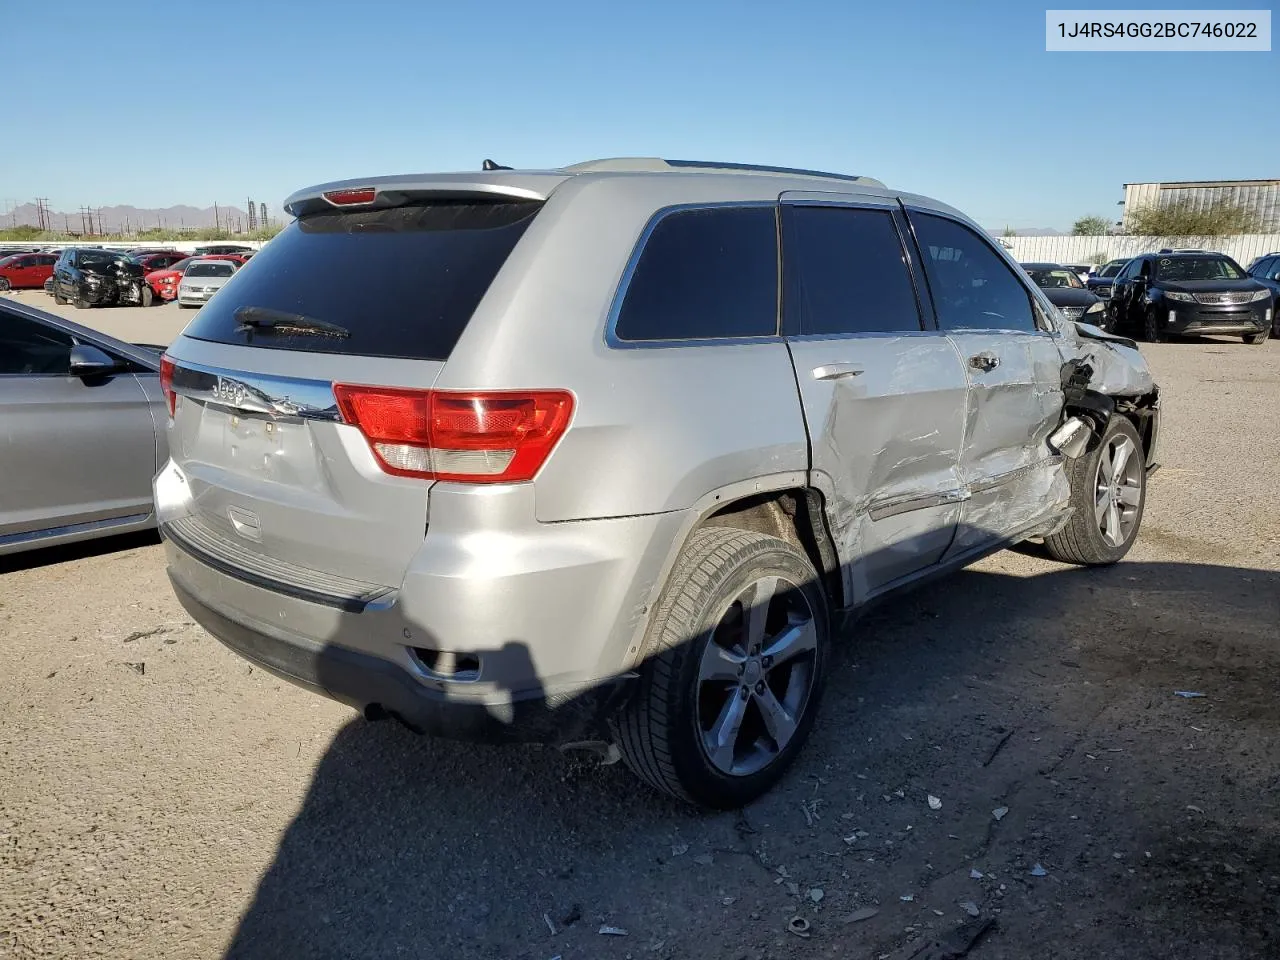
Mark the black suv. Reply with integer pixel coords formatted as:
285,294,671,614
1106,252,1272,344
1244,253,1280,338
51,248,152,308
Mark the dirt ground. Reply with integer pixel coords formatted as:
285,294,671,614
1,312,1278,959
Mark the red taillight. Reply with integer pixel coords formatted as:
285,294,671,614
323,187,377,206
159,354,176,417
332,386,574,483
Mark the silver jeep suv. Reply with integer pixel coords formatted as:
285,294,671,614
155,158,1159,807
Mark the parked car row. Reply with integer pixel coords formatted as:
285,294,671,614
12,245,254,309
1022,251,1278,344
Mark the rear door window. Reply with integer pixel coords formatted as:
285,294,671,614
782,205,922,336
181,200,542,360
615,206,778,341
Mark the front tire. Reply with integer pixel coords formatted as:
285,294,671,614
1044,416,1147,566
1142,307,1163,343
612,528,830,808
140,286,154,307
0,278,10,293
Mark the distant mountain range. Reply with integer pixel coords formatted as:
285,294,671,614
5,201,268,234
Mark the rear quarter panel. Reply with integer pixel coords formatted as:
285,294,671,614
434,175,811,522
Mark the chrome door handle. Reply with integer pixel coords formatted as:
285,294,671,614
968,353,1000,373
812,363,864,381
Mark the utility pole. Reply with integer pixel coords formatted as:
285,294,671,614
214,202,220,232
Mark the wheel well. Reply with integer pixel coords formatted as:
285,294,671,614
701,489,844,609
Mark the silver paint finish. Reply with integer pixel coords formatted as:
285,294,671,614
157,163,1159,709
0,298,166,555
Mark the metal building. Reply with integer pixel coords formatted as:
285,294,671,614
1122,179,1280,232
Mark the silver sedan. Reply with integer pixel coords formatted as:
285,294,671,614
0,298,168,555
177,259,238,308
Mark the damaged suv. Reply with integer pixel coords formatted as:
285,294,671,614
154,159,1160,807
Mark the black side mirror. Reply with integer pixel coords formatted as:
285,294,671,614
69,343,122,378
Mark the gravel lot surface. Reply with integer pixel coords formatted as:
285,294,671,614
1,305,1277,959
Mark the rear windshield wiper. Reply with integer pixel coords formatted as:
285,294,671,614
234,306,350,338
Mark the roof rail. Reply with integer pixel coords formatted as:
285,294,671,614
562,157,883,186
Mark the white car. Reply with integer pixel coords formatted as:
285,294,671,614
177,259,238,309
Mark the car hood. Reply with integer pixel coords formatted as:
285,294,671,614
82,260,144,278
1086,275,1116,286
1158,278,1267,294
1039,287,1099,308
1064,321,1155,397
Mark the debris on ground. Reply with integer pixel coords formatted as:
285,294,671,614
928,795,942,811
1186,804,1204,814
969,869,984,879
801,798,824,826
808,888,824,903
670,843,689,857
841,907,879,923
598,925,628,936
692,853,714,866
992,807,1008,821
123,662,145,675
1030,864,1048,877
542,913,556,935
1174,691,1206,698
121,626,169,643
896,917,995,960
900,894,915,902
787,916,811,938
983,729,1016,767
959,901,980,917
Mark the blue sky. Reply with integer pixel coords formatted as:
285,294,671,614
5,0,1276,230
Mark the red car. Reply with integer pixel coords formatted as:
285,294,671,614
145,255,241,302
0,252,59,291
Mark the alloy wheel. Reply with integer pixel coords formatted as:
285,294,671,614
1094,434,1143,548
696,575,818,777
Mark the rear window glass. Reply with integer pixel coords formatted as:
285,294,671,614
186,262,235,278
181,200,541,360
615,206,778,341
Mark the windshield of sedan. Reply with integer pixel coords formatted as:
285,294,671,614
1098,260,1126,277
1154,257,1245,282
1026,267,1083,289
185,262,236,278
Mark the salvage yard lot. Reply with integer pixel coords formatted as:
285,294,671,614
1,303,1278,959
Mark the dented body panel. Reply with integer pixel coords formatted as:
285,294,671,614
785,333,968,604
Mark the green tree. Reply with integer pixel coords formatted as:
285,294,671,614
1126,198,1261,237
1072,215,1110,236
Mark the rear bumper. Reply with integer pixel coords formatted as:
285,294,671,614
169,569,632,743
156,460,686,744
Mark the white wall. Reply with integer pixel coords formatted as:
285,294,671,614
1002,234,1280,267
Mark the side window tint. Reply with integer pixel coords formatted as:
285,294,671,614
615,206,778,341
910,214,1036,333
0,310,74,375
784,206,921,336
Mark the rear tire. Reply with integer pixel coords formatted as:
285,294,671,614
612,528,830,808
1044,416,1146,566
0,278,10,292
1244,331,1268,345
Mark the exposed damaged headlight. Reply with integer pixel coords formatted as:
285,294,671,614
1085,301,1105,315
